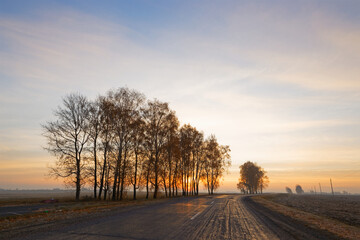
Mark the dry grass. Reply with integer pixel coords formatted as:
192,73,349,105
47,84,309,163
253,194,360,240
0,201,124,231
0,191,179,232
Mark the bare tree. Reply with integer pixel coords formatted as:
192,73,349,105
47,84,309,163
43,88,232,201
104,88,145,200
179,124,192,195
179,124,205,196
237,182,246,194
129,116,146,200
192,130,204,196
43,93,90,200
258,170,269,194
163,112,180,197
238,161,268,194
88,98,101,198
97,96,114,200
203,135,231,194
143,99,172,199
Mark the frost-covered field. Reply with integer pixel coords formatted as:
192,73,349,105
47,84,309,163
265,194,360,227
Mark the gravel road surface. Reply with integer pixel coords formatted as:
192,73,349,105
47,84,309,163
1,195,338,240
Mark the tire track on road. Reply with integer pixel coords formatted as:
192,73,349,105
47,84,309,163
171,195,278,240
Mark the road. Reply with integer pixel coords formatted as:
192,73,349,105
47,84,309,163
2,195,337,240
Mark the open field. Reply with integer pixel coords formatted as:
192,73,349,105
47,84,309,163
258,194,360,227
253,194,360,240
0,190,78,206
0,189,166,206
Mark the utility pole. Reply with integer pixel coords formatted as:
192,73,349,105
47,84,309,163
319,183,322,195
330,178,334,196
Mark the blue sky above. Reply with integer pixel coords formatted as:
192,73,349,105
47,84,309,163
0,0,359,192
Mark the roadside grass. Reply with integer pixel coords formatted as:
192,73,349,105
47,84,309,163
0,190,175,206
0,197,74,206
0,192,201,232
252,194,360,240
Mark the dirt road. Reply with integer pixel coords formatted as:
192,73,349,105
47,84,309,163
1,195,337,240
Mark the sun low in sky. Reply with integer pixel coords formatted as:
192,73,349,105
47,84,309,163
0,0,359,193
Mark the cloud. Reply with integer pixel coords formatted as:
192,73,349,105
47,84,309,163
152,1,360,92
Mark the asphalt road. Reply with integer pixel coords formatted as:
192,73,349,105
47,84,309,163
2,195,338,240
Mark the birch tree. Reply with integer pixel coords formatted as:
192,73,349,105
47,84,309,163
143,99,172,199
43,93,90,200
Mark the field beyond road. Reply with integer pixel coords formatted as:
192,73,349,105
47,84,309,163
256,194,360,226
0,194,347,240
253,194,360,239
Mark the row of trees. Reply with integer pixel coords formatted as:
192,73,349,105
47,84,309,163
43,88,231,200
237,161,269,194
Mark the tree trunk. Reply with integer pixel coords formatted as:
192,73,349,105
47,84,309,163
168,151,172,198
182,169,185,196
112,146,122,200
206,171,210,194
173,161,177,197
210,169,214,195
103,189,107,200
120,149,128,200
153,151,159,199
196,181,199,195
146,168,149,199
98,146,107,199
112,168,118,200
163,177,167,197
76,156,81,200
172,176,176,197
104,166,109,200
116,168,121,200
192,170,195,196
186,173,189,196
93,137,97,199
133,152,138,200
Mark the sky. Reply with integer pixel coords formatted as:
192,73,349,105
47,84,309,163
0,0,359,193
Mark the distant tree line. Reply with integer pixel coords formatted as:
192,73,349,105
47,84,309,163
42,88,231,200
237,161,269,194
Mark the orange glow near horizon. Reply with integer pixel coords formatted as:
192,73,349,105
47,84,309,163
1,158,359,194
1,142,360,193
